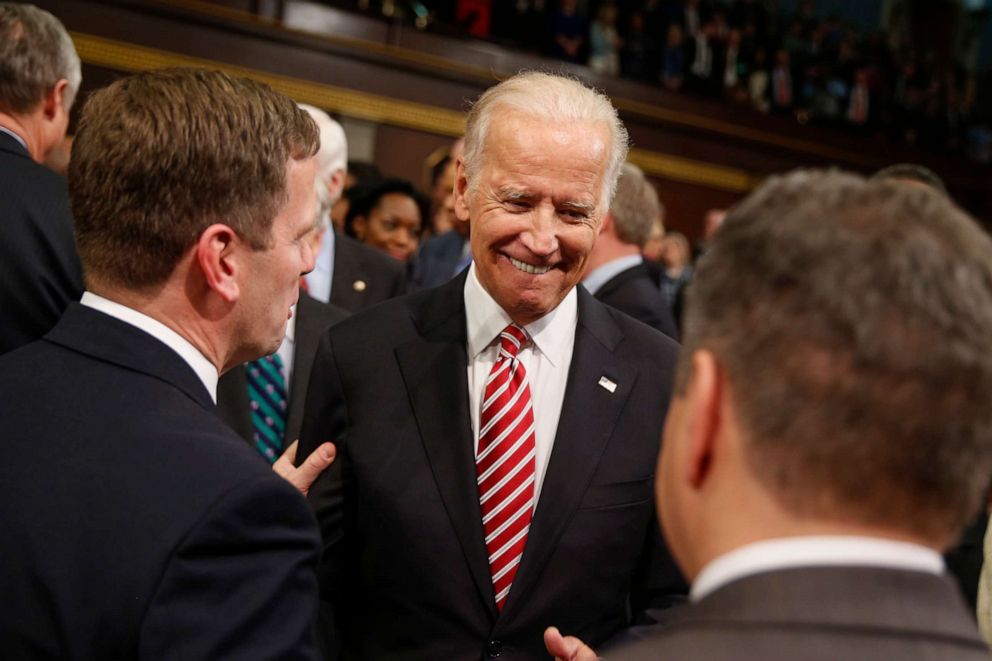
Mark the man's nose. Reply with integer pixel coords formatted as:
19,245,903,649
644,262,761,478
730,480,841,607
521,205,560,257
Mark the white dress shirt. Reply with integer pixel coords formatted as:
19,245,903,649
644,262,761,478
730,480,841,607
691,535,945,602
275,308,297,395
581,254,643,296
464,264,577,503
303,222,336,304
80,292,219,402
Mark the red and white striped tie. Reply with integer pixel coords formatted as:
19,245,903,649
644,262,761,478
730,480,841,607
476,324,536,611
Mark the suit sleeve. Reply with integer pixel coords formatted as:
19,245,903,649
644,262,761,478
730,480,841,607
138,474,321,661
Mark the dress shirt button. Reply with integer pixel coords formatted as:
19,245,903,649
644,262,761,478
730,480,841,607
486,639,503,657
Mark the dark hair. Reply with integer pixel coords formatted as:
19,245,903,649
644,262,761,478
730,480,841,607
872,163,948,196
346,160,382,187
70,68,318,289
682,169,992,542
344,178,430,238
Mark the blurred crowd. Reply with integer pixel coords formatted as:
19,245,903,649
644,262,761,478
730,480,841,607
345,0,992,163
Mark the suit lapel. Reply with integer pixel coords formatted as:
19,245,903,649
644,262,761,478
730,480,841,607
394,275,498,618
502,289,638,616
286,293,346,439
330,232,362,311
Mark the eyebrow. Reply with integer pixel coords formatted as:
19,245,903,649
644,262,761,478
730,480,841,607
495,186,597,213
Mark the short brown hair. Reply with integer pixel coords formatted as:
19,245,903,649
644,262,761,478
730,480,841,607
69,68,318,289
682,169,992,542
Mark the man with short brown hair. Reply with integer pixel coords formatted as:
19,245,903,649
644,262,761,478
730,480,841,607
547,170,992,660
0,68,329,659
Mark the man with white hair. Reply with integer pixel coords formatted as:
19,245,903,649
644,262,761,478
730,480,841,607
0,2,84,354
298,103,406,311
298,71,682,659
582,162,678,339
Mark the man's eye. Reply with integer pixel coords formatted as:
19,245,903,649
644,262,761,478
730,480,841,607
505,200,529,211
560,209,587,221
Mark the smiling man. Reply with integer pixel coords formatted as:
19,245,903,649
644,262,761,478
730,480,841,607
297,71,683,659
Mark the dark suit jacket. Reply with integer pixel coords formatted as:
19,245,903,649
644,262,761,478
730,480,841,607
609,566,990,660
330,232,407,312
217,292,350,446
0,304,321,660
594,263,679,341
0,131,83,355
412,229,469,290
298,273,684,660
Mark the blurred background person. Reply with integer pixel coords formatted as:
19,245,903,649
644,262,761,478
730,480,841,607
345,177,428,264
582,162,678,339
0,3,83,355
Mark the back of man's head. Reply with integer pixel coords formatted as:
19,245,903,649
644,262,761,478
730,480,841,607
682,169,992,545
298,103,347,185
610,163,662,248
0,3,80,114
69,68,318,290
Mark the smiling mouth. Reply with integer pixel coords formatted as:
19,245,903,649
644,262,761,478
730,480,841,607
509,256,552,275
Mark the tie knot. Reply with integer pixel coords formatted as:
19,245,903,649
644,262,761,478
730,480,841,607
498,324,528,359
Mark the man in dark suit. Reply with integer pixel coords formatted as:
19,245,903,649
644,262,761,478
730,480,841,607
582,162,678,340
298,71,683,660
0,68,334,659
299,104,406,311
412,223,471,289
218,291,349,456
546,170,992,660
0,4,84,355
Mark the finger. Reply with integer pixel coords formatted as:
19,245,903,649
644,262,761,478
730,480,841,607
543,627,576,660
271,440,299,480
287,442,336,496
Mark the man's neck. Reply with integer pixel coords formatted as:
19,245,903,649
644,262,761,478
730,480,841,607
90,282,228,373
0,113,43,162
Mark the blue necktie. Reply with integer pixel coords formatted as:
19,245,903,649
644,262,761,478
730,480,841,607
246,353,287,463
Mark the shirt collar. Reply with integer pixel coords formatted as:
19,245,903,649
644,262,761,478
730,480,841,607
0,125,28,152
80,291,220,402
581,254,643,295
464,263,577,367
691,535,945,602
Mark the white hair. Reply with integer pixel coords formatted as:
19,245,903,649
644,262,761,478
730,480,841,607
299,103,347,182
462,71,629,206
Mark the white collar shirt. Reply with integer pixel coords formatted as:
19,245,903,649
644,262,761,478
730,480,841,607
691,535,945,602
80,291,219,402
274,306,297,395
303,223,335,304
464,263,578,503
581,254,643,295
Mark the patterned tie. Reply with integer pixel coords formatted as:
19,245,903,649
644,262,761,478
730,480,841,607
476,324,536,611
246,353,288,464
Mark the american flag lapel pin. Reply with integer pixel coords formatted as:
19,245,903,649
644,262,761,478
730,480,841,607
598,376,617,393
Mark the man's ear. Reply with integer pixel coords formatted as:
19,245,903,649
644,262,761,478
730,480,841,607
196,224,241,303
684,349,724,489
453,158,472,224
42,79,70,121
327,168,346,203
